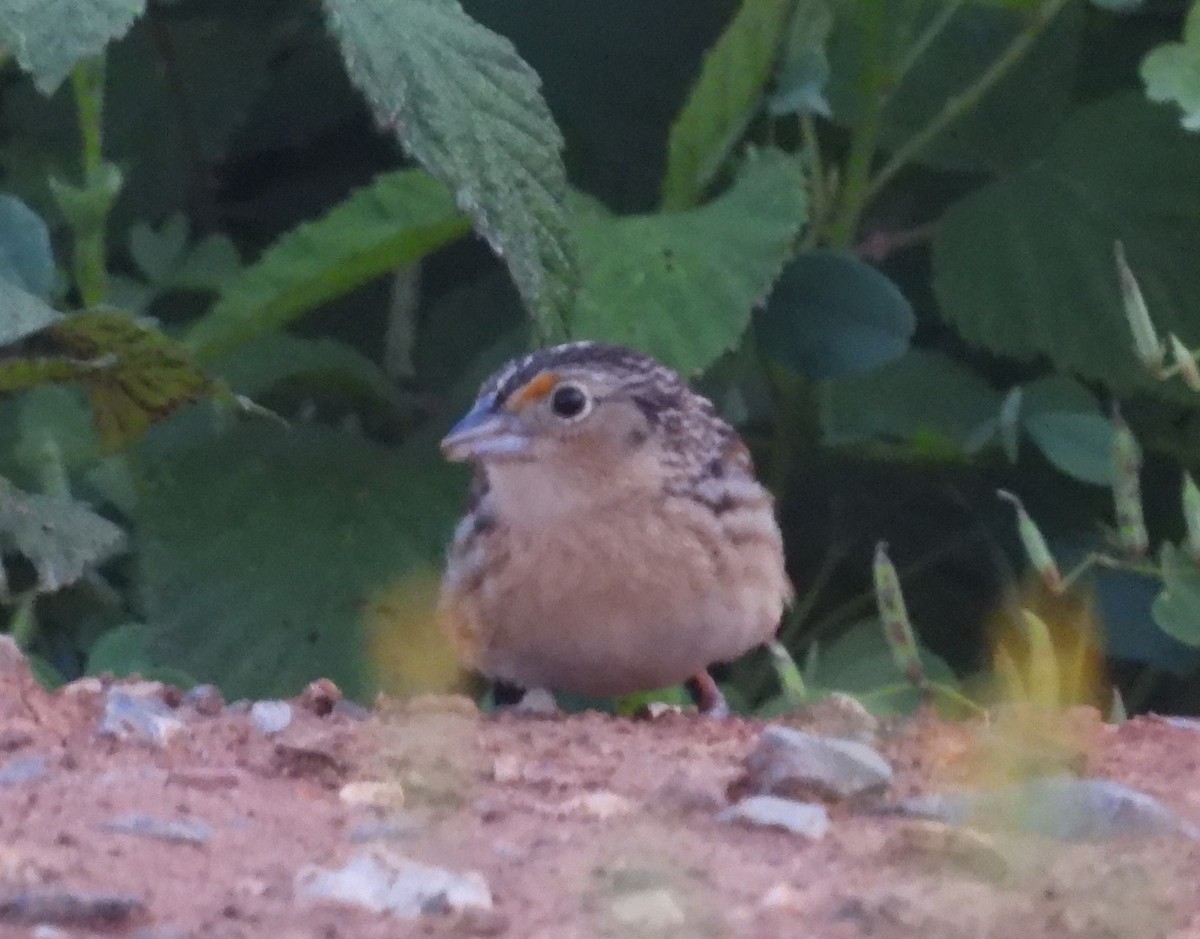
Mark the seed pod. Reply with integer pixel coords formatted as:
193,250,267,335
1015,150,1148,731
1111,406,1149,557
1183,472,1200,564
997,489,1063,593
1169,334,1200,391
1115,241,1164,375
873,542,926,690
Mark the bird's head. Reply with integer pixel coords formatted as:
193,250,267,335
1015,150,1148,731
440,343,732,508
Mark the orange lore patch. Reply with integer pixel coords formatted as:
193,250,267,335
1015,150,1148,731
509,370,558,407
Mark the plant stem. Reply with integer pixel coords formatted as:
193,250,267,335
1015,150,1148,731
826,95,884,250
767,366,818,500
863,0,1070,206
890,0,965,95
799,113,826,250
70,57,110,307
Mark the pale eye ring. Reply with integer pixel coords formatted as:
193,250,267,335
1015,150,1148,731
550,382,590,420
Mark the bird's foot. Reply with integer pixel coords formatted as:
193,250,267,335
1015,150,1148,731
686,671,730,718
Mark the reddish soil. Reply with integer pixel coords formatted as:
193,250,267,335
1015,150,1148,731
1,638,1198,939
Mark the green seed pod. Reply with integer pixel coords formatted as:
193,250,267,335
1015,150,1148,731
873,541,926,690
1169,334,1200,392
1183,472,1200,563
997,490,1062,593
1115,241,1164,375
1111,406,1149,557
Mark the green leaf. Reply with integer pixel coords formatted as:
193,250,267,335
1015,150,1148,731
213,333,401,407
0,275,63,345
0,476,126,598
802,618,954,714
1151,542,1200,646
572,148,806,376
0,194,54,298
1020,377,1114,486
134,422,464,699
824,349,1000,453
933,92,1200,395
323,0,576,338
186,169,468,360
755,250,914,379
828,2,1082,174
86,622,153,677
8,312,213,452
0,0,144,94
661,0,795,210
1140,1,1200,133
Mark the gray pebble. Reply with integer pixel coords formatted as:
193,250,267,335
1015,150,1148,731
250,700,293,735
898,776,1200,842
98,686,184,748
346,818,422,844
181,684,223,716
101,813,214,845
1165,716,1200,733
744,725,893,799
0,755,48,787
719,795,830,839
295,848,491,918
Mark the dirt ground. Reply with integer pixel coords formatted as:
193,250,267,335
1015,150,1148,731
1,637,1198,939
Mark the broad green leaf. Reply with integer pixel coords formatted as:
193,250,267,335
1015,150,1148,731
0,476,126,598
0,0,144,94
824,349,1000,453
802,617,955,715
1141,1,1200,132
186,169,468,360
933,92,1200,395
1151,542,1200,646
828,1,1082,174
755,250,914,379
214,333,401,408
1020,377,1114,486
0,275,63,345
5,312,212,452
86,622,153,677
134,422,464,699
0,194,54,297
323,0,576,337
572,148,806,376
661,0,795,210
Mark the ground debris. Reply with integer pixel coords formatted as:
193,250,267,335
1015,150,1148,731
0,887,146,927
736,724,894,800
719,795,830,838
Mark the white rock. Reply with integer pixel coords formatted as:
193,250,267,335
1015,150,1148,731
295,848,491,918
719,795,830,839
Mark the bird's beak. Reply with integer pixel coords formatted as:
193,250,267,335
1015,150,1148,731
440,401,531,462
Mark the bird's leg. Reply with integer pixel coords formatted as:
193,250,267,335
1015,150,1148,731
685,670,730,718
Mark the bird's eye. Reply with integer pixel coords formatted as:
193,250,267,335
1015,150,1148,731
550,383,590,419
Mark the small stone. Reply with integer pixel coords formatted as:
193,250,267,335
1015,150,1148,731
101,813,213,846
513,688,557,715
719,796,830,839
1165,716,1200,733
60,676,103,697
491,755,522,783
299,678,341,716
166,768,241,791
741,725,893,800
339,780,406,810
0,756,48,787
785,693,879,744
346,818,422,844
181,684,223,716
897,777,1200,841
98,686,185,748
759,882,806,912
609,888,686,929
295,848,491,918
0,888,145,926
557,791,636,820
250,700,293,735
